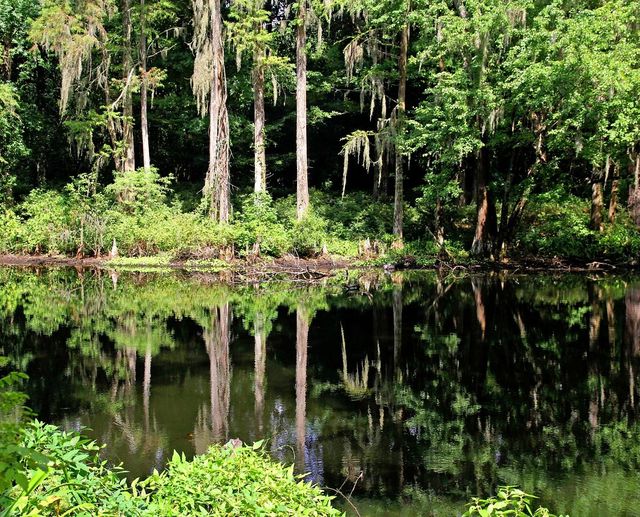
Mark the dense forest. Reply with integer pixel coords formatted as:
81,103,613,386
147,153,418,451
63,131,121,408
1,0,640,262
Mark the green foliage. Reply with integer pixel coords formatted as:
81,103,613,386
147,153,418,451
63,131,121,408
0,356,31,496
234,193,290,257
463,486,560,517
106,168,172,215
517,191,640,261
144,445,342,516
1,422,343,516
0,348,344,516
3,421,145,516
0,83,28,202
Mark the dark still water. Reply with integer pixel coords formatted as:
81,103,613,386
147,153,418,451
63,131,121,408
2,268,640,516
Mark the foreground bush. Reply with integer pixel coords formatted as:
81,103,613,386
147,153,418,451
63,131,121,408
463,486,560,517
1,422,342,516
145,445,341,516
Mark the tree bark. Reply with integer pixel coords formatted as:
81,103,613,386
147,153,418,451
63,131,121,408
471,147,497,256
122,0,136,172
393,21,409,243
296,1,309,220
590,174,604,232
140,0,151,172
608,162,619,223
628,153,640,228
435,197,445,246
496,150,515,255
253,44,267,193
206,0,231,222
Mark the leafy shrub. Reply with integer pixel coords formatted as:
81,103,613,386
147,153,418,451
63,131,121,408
106,168,172,215
517,193,596,260
0,356,31,495
145,445,342,516
0,210,22,253
463,486,560,517
517,191,640,261
233,193,290,257
2,426,343,517
290,211,331,256
3,421,146,516
18,190,72,254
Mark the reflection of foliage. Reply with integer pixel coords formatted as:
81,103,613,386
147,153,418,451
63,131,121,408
3,269,640,515
594,420,640,470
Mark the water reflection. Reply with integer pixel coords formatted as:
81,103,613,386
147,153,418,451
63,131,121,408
2,268,640,515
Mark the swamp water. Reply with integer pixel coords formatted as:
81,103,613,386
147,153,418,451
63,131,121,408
1,267,640,516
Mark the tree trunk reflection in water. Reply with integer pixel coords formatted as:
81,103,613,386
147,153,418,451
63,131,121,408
143,344,151,431
588,285,603,431
472,280,486,340
254,315,266,438
391,282,404,490
625,287,640,408
196,304,231,453
296,308,309,472
392,282,402,383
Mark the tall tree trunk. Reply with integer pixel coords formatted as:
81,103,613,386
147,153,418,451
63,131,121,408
590,173,604,232
253,45,267,193
471,147,497,256
140,0,151,172
434,198,445,247
496,150,515,255
628,153,640,228
295,308,309,471
393,21,409,244
122,0,136,172
608,162,619,223
207,0,231,221
296,1,309,220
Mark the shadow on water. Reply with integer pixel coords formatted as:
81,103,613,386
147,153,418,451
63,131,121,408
2,267,640,515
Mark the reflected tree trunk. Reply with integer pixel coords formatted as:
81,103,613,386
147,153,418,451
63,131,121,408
588,285,602,430
143,344,151,431
392,283,402,378
625,286,640,407
606,297,616,353
203,303,231,443
472,280,486,340
295,308,309,471
254,315,266,437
